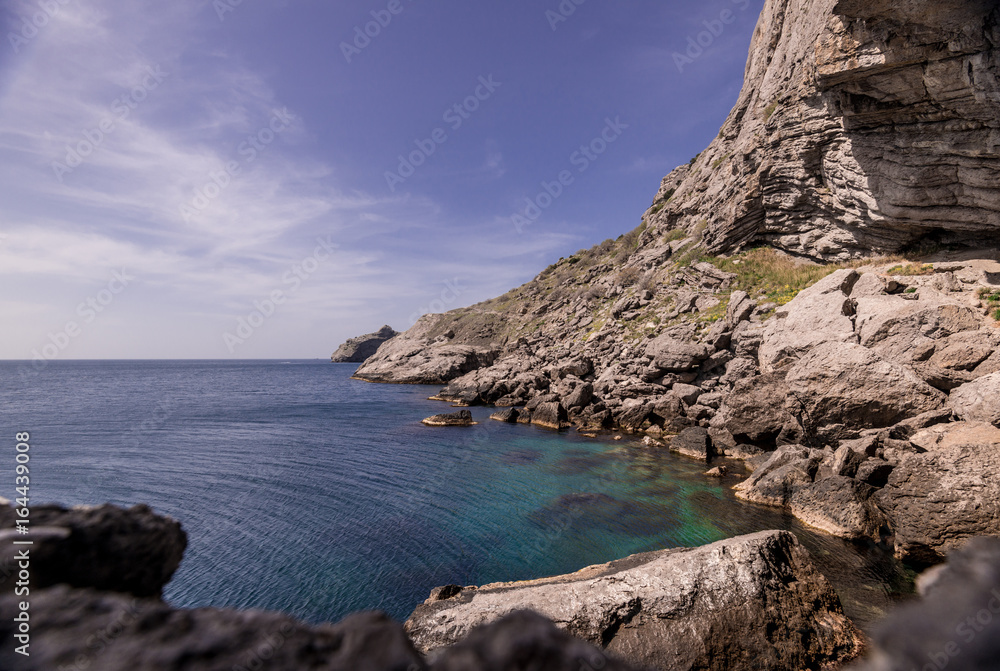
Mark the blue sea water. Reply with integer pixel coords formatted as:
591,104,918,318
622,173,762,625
0,360,909,627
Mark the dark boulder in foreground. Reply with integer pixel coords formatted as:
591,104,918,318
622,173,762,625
850,537,1000,671
330,325,399,363
0,586,427,671
421,409,476,427
406,530,863,670
0,503,185,598
0,588,645,671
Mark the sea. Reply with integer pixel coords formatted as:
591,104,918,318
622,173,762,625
0,360,912,628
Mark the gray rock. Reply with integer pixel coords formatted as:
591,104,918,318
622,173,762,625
856,459,894,488
712,374,801,447
563,382,594,410
758,269,860,372
669,427,713,462
949,372,1000,427
786,342,946,437
405,531,863,670
0,586,426,671
734,447,817,507
789,476,885,540
489,408,519,423
875,425,1000,566
645,336,712,372
531,402,567,430
421,410,476,427
0,503,184,599
331,325,399,363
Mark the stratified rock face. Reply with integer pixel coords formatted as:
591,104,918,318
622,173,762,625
0,503,185,599
645,0,1000,260
405,530,863,671
331,325,398,363
850,536,1000,671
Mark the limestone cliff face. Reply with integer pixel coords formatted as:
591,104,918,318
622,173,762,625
645,0,1000,260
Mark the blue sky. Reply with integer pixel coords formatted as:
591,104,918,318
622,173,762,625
0,0,763,359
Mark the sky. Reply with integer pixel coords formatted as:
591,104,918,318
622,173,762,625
0,0,764,360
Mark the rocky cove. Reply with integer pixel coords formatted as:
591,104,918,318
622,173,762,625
9,0,1000,668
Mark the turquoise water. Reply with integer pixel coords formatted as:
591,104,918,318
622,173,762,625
0,360,908,626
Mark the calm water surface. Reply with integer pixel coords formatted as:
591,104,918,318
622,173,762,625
0,360,910,627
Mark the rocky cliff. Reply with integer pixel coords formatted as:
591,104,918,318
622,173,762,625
331,325,399,363
353,0,1000,565
646,0,1000,261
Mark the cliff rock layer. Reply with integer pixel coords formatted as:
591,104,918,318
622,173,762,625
645,0,1000,260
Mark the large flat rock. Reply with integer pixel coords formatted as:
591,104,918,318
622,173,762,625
405,530,863,671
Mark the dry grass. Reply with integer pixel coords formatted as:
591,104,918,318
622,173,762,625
886,263,935,276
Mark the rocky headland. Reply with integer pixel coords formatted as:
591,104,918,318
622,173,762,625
352,0,1000,569
330,325,399,363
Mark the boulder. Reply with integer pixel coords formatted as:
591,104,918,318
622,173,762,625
645,336,712,372
711,374,801,447
758,269,860,373
669,427,714,462
0,503,185,599
354,316,498,384
405,531,863,670
875,427,1000,566
789,476,885,540
786,342,946,437
733,447,818,507
421,410,476,427
949,372,1000,427
0,586,426,671
563,382,594,410
489,408,519,423
531,402,567,430
331,325,399,363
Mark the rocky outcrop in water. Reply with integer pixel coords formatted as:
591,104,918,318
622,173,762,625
331,325,398,363
405,530,863,671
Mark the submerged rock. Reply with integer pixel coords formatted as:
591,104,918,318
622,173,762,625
405,530,863,670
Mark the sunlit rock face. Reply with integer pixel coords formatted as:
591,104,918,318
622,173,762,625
645,0,1000,261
